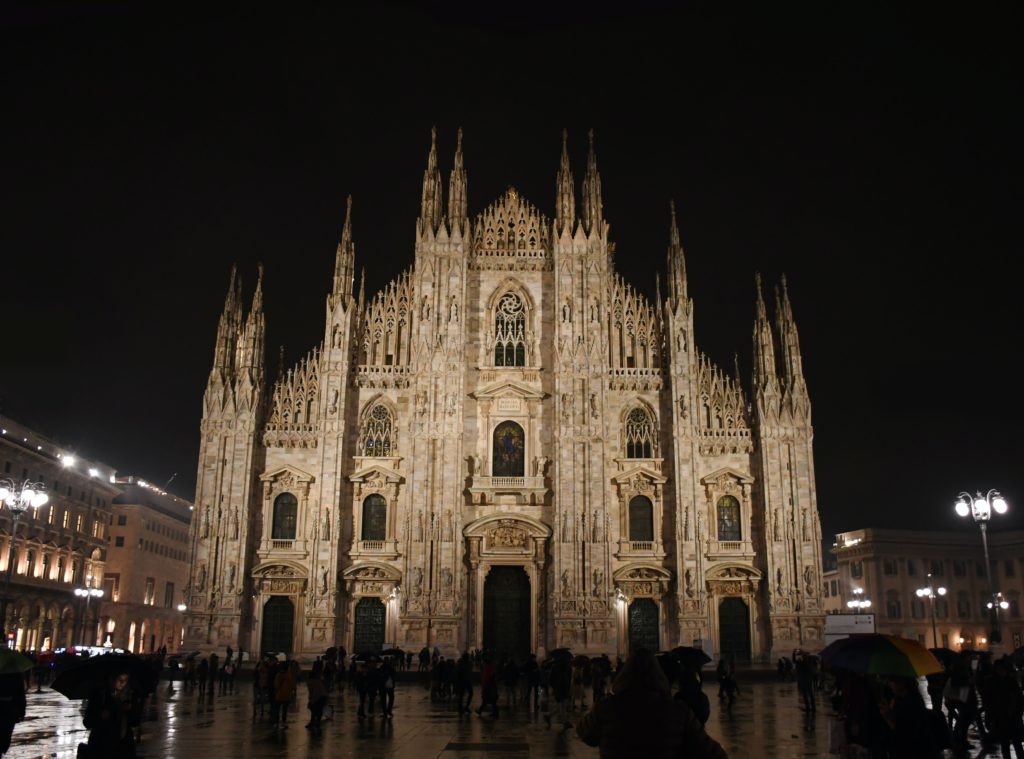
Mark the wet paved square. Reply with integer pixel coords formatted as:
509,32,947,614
3,677,1001,758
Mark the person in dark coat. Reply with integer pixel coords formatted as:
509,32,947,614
544,655,572,730
476,657,499,718
879,676,950,759
577,648,727,759
675,669,711,725
454,652,474,714
83,671,142,759
981,659,1024,759
0,672,26,756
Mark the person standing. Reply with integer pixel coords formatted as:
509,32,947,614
454,652,474,714
82,671,142,759
271,661,294,728
523,654,541,711
476,657,499,718
577,649,727,759
981,659,1024,759
206,653,218,699
305,670,327,734
796,652,816,713
544,655,572,730
0,672,26,756
196,657,209,697
379,659,396,719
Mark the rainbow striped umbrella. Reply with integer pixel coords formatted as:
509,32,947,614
820,634,943,677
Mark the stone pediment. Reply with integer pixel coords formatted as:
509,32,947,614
252,560,307,579
471,380,546,402
348,465,405,485
612,465,668,487
463,513,552,540
341,562,402,582
707,564,762,581
259,465,315,485
612,563,672,582
699,467,754,487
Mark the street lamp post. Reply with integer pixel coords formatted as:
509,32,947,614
846,587,872,611
915,573,947,649
955,490,1008,645
0,479,49,645
73,578,104,647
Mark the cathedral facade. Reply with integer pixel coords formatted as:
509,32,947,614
184,130,825,663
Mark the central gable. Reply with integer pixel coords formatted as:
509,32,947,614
471,188,551,269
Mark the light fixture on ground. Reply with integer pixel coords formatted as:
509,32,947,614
846,587,872,611
73,577,104,646
0,479,49,645
915,573,947,649
954,489,1008,644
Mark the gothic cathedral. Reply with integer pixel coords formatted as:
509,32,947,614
184,129,825,663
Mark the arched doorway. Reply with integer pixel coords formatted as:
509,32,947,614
353,597,386,654
260,596,295,656
483,566,531,660
628,599,659,652
718,597,751,664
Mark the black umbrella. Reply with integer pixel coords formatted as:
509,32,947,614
928,647,959,667
669,646,712,670
51,654,160,699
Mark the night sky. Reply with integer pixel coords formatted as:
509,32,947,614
3,4,1022,541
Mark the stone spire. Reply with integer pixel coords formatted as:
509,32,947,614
447,128,468,231
751,272,779,393
211,264,241,374
775,274,808,400
419,126,443,234
666,200,688,308
332,195,356,303
581,129,604,235
237,264,265,375
555,129,575,234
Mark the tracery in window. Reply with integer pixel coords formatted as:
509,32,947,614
361,495,387,541
717,496,741,541
272,493,298,540
624,407,655,458
361,405,394,457
493,293,526,367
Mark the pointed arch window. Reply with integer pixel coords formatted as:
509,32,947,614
493,293,526,366
716,495,741,541
628,496,654,542
624,407,655,458
361,495,387,541
272,493,298,540
492,421,525,477
361,405,394,457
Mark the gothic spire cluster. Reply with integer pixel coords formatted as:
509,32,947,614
581,129,604,235
331,195,356,306
751,272,809,422
205,263,266,415
418,127,469,237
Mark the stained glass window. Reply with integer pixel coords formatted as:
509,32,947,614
493,293,526,366
361,495,387,541
629,496,654,541
361,405,394,457
717,496,741,541
272,493,298,540
625,407,655,458
492,421,525,477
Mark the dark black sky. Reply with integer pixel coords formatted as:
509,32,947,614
3,3,1022,540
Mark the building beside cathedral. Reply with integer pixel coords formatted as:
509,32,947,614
184,130,825,663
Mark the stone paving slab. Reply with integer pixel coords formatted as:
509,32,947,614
3,679,1001,758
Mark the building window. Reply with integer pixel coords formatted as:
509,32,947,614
929,560,944,576
76,514,83,533
115,536,124,547
886,596,901,620
117,515,127,526
361,495,387,541
911,598,925,619
360,404,395,457
57,557,65,583
62,510,69,529
831,580,838,596
957,593,970,619
941,633,949,648
624,408,655,459
492,421,525,477
24,550,34,577
953,560,966,578
976,561,986,578
851,561,863,579
41,553,50,580
493,292,526,366
271,493,298,540
906,559,917,576
628,496,654,542
716,496,741,541
144,578,155,606
47,507,56,525
935,599,949,618
1010,595,1021,619
1005,560,1016,578
882,559,897,576
164,582,174,609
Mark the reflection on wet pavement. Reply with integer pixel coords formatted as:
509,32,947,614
4,678,1001,758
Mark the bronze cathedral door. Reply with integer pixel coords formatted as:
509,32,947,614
718,597,751,664
483,566,531,660
260,596,294,656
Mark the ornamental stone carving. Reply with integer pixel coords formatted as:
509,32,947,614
488,520,528,548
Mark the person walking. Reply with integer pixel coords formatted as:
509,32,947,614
878,676,950,758
501,658,519,709
454,652,474,714
354,661,369,719
305,670,327,734
206,653,218,698
523,654,541,711
196,657,209,697
82,671,143,759
577,648,727,758
0,672,26,757
795,652,816,713
379,659,396,719
476,657,499,718
981,659,1024,759
544,655,572,730
271,661,294,728
715,659,728,700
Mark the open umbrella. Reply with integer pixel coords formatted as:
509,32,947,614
820,634,942,678
0,649,32,674
928,647,959,668
51,654,160,699
669,646,712,671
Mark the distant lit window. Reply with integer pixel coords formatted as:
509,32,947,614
850,561,863,579
115,536,124,547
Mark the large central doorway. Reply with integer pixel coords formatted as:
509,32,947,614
353,597,386,654
483,565,531,660
628,599,660,652
260,596,294,656
718,597,751,664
